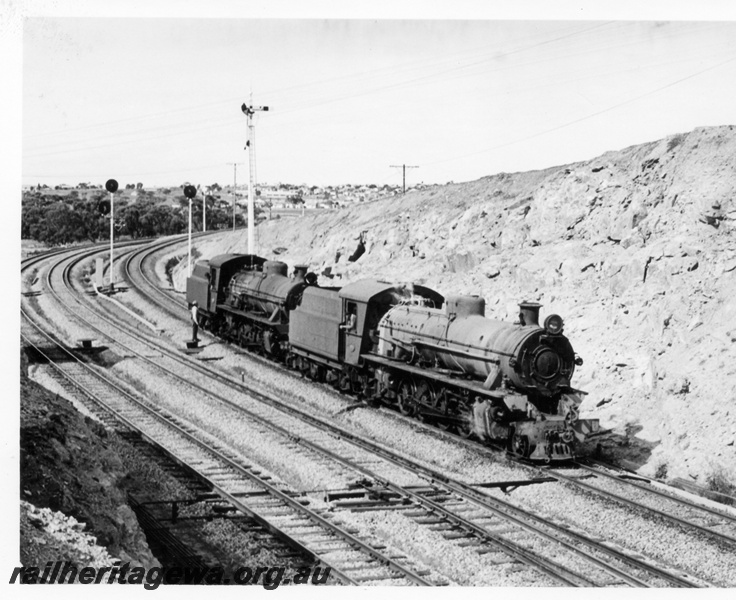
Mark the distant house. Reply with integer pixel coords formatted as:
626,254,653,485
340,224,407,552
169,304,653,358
316,200,338,209
259,189,296,203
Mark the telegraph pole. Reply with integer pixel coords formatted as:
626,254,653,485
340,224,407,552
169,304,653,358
390,164,419,194
241,101,269,254
226,162,245,231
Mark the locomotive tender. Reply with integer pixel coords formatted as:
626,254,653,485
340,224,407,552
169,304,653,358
187,254,599,461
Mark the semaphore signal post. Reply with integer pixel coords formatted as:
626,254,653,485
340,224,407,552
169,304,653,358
241,102,269,254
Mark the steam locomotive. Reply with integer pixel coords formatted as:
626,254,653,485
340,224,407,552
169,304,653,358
187,254,599,461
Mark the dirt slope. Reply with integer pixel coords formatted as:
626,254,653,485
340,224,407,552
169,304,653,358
174,125,736,487
20,350,162,569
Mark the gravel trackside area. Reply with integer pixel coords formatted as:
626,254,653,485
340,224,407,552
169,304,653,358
111,358,361,492
344,509,553,586
480,471,736,586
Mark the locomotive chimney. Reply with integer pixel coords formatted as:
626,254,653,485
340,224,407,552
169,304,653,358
518,301,541,326
293,265,308,281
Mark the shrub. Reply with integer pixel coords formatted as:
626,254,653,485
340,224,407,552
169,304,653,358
706,471,736,506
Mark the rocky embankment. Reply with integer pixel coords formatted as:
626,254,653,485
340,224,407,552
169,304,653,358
20,349,160,569
174,125,736,491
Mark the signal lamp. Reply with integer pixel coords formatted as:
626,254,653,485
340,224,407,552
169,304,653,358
544,314,564,335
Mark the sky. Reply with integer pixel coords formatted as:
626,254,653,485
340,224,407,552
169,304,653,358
13,2,736,190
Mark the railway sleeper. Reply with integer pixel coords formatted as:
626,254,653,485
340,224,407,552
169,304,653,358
353,572,409,583
428,524,457,532
442,531,476,540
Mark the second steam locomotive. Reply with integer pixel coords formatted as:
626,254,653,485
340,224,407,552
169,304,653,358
187,254,599,461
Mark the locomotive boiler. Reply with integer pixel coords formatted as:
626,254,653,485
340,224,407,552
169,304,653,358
377,297,576,402
225,260,308,320
373,295,597,461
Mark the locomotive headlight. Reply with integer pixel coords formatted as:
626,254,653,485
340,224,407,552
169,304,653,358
544,314,564,335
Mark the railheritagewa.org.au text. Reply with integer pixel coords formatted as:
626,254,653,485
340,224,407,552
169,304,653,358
10,562,331,589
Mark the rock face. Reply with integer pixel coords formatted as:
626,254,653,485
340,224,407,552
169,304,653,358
178,125,736,486
20,362,160,569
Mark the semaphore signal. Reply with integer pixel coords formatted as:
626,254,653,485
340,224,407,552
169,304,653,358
241,101,269,255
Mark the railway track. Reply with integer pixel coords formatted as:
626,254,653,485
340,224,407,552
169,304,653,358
30,241,730,586
21,293,435,585
382,406,736,549
22,244,446,585
556,459,736,545
125,240,736,549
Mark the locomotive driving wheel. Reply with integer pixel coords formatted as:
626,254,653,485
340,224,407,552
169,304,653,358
430,389,452,430
396,379,416,416
414,380,434,422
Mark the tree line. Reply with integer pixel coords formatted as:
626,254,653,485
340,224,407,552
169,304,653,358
22,189,249,246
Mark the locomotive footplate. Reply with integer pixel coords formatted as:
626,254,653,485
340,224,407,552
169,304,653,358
216,303,290,333
365,353,506,400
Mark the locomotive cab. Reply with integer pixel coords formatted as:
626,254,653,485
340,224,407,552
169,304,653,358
186,253,266,316
338,281,445,366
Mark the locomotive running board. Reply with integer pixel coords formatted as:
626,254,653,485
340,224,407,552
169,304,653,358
216,303,288,331
364,354,507,399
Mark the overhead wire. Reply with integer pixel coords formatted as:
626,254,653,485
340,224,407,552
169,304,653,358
20,22,661,155
25,20,619,157
23,22,736,183
27,21,730,160
25,20,600,141
26,29,632,160
421,53,736,168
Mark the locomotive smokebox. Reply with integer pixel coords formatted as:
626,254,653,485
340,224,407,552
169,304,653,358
264,261,288,277
293,265,308,281
446,295,486,319
519,302,541,326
